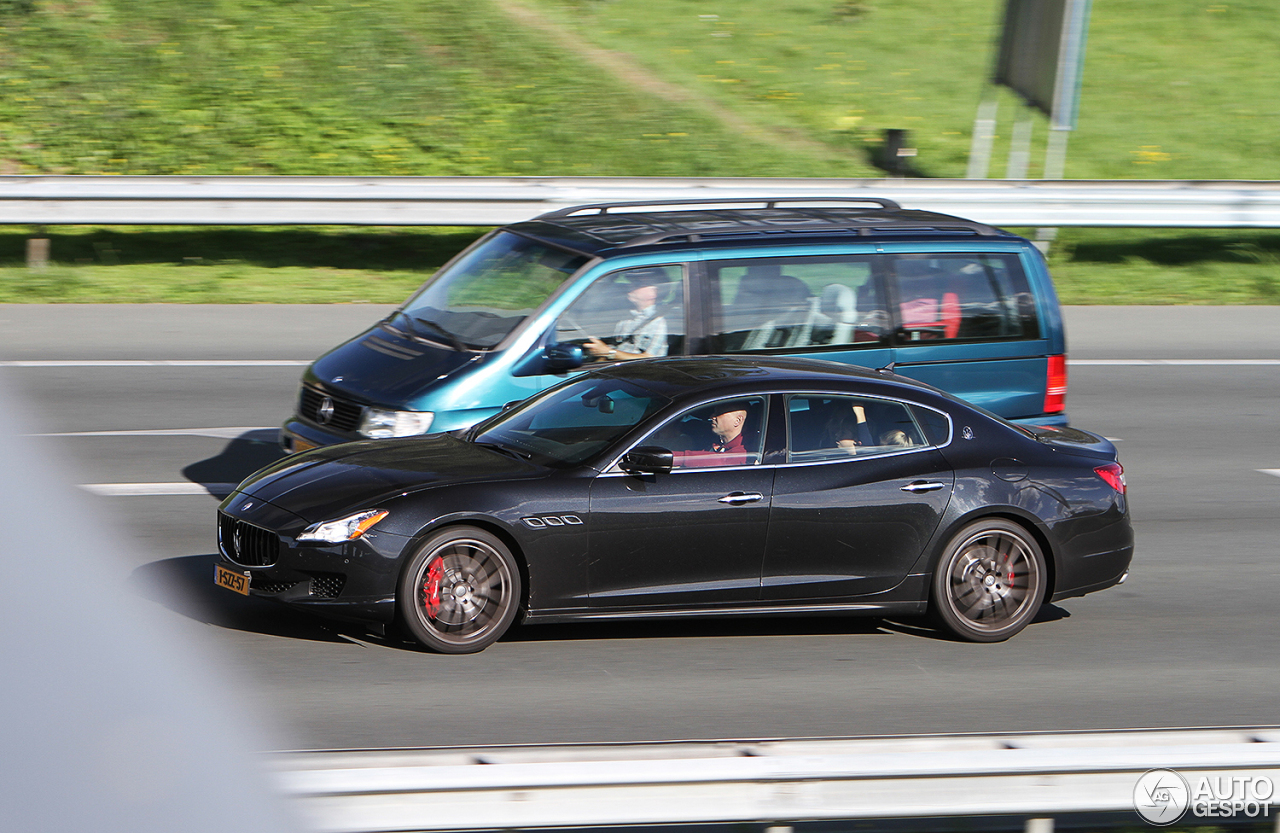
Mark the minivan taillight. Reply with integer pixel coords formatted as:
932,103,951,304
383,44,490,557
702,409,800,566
1095,463,1126,494
1044,354,1067,414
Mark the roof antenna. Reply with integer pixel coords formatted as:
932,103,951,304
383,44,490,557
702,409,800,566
876,362,897,375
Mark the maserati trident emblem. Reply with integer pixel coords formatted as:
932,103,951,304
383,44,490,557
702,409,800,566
317,396,336,425
232,526,243,557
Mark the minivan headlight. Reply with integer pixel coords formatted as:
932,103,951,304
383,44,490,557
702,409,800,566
297,509,389,543
359,408,434,439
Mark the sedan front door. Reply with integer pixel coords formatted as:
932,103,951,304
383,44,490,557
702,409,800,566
587,396,773,609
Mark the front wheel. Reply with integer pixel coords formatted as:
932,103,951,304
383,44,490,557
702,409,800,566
930,519,1045,642
397,526,521,654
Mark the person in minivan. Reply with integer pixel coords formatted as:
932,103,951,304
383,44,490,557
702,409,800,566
584,269,669,362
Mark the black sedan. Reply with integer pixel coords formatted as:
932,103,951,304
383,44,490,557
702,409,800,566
215,356,1132,653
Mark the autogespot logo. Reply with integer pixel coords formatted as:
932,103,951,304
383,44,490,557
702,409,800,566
1134,769,1190,825
1134,769,1275,825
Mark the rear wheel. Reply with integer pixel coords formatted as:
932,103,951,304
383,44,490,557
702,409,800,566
397,526,521,654
931,519,1045,642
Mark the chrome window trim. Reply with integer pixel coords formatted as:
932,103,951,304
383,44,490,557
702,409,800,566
599,388,953,474
601,393,770,474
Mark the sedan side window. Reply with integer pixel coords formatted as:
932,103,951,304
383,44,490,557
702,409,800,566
644,396,768,469
786,395,928,463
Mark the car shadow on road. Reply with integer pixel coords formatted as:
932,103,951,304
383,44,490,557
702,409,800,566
128,553,382,646
181,430,288,496
130,552,1076,650
505,603,1070,645
508,615,900,645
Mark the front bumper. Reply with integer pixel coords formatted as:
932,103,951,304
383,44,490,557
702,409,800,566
280,417,360,453
217,496,411,624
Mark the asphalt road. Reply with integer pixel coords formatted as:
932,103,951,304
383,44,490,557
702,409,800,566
2,304,1278,751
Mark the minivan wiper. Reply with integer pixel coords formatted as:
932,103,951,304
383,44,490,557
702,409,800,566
410,315,470,353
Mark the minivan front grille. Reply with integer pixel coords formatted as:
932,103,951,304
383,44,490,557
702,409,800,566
218,512,281,568
299,385,364,432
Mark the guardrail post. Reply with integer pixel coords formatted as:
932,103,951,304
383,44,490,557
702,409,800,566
26,235,50,270
1025,817,1054,833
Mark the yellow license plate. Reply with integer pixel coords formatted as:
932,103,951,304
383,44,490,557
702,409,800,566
215,564,251,595
292,437,318,453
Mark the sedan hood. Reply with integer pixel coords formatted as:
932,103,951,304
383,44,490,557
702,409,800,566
234,434,541,521
308,323,478,405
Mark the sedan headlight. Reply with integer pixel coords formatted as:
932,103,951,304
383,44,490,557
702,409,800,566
297,509,389,544
359,408,434,439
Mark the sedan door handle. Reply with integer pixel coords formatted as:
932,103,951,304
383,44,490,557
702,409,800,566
718,492,763,505
901,481,947,494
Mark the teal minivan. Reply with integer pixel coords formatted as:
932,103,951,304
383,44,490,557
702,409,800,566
280,198,1068,451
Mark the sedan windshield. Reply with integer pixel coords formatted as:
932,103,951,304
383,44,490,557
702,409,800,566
473,377,671,467
398,232,589,350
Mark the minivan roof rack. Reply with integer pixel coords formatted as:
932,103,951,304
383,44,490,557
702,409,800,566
536,196,902,218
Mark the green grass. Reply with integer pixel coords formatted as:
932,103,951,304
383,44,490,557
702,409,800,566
2,0,1280,303
0,226,484,303
4,225,1278,304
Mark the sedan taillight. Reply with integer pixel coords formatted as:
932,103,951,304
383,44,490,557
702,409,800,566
1095,463,1126,494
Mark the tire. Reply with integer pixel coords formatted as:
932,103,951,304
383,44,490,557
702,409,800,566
930,519,1045,642
397,526,522,654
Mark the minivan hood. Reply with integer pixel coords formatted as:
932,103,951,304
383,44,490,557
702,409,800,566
309,323,478,405
233,434,541,521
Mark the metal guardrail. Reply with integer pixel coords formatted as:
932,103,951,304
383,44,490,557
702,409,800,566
271,728,1280,832
5,176,1280,227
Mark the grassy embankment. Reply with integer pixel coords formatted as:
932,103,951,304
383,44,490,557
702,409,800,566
1,0,1278,303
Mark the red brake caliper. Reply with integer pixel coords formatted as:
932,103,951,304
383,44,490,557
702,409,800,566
422,559,444,619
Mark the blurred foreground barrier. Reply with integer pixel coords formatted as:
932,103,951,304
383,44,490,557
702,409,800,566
6,176,1280,227
272,727,1280,833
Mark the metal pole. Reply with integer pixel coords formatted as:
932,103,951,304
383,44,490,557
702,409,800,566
1006,106,1034,179
966,94,1000,179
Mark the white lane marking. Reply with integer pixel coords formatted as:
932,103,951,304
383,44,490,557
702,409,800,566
0,360,309,367
1260,470,1280,479
1071,359,1280,366
36,427,277,441
2,358,1279,368
3,359,1277,369
80,482,237,496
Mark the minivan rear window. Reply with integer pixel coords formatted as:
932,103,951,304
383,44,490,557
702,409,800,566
398,232,588,350
889,253,1039,343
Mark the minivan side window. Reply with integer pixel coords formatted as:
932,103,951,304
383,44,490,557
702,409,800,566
707,256,891,353
555,265,685,361
889,253,1039,344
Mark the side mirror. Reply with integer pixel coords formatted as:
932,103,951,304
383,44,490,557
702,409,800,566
543,343,586,372
620,445,673,475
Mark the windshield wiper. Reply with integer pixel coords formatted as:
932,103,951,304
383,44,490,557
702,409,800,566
410,316,470,353
473,441,532,461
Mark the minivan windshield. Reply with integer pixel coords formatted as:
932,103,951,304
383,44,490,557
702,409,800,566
396,231,589,350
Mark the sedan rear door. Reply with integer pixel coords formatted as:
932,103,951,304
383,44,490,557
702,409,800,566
761,394,954,600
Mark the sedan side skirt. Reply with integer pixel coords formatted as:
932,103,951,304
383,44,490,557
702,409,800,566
524,600,927,624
